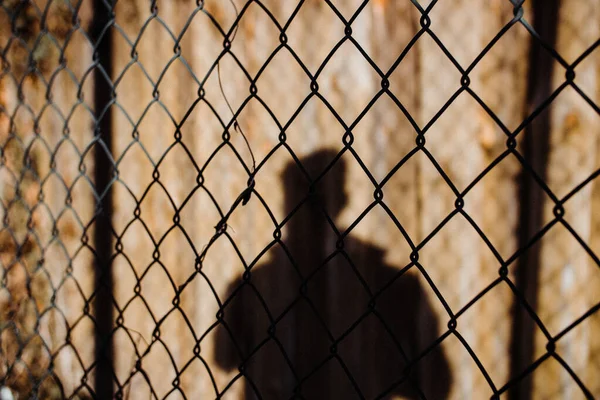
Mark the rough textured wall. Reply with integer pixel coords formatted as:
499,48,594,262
418,1,529,398
109,0,425,397
108,0,533,398
0,0,599,399
0,0,94,398
533,0,600,398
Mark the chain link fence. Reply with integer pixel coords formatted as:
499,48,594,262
0,0,599,399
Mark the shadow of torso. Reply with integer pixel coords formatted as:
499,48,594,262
215,236,450,400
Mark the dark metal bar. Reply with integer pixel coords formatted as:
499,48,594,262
509,1,560,399
91,0,115,398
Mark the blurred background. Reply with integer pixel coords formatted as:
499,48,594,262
0,0,599,399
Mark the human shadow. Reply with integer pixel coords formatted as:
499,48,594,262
214,149,451,399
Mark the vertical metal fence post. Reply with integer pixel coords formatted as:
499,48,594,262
91,0,115,398
510,0,560,398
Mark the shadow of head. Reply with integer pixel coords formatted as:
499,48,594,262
281,148,347,221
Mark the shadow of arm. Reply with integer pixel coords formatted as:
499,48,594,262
415,286,452,399
213,277,247,372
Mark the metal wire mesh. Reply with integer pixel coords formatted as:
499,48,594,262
0,0,599,399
